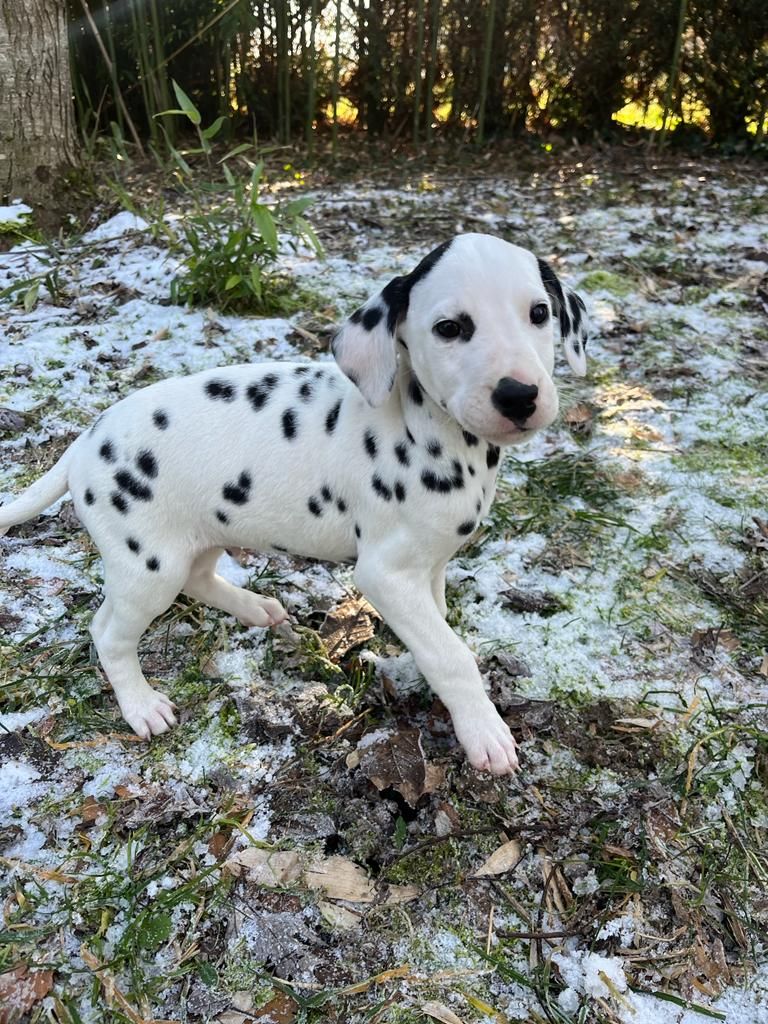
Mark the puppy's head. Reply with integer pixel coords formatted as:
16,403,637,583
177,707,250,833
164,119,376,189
332,233,589,446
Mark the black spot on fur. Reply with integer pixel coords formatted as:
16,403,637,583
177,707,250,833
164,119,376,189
337,498,347,513
115,470,152,501
127,537,141,553
308,497,323,517
394,442,410,467
354,523,361,538
325,400,342,434
100,440,116,463
111,492,128,513
136,450,158,479
372,475,392,501
247,375,279,411
457,312,476,342
394,481,406,502
476,499,482,513
153,410,169,430
462,430,479,447
205,379,237,402
486,445,500,469
457,520,475,536
405,428,415,445
282,409,297,440
299,381,314,402
408,377,423,406
321,485,333,502
349,308,364,325
146,557,160,572
426,438,442,458
273,544,288,552
315,369,325,379
362,306,384,330
421,461,464,494
364,430,378,459
84,489,95,505
294,365,310,375
223,471,252,505
216,510,229,524
468,464,476,476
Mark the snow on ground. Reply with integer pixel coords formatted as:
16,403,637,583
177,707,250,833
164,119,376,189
0,155,767,1021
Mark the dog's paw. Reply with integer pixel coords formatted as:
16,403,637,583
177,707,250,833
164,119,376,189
452,701,519,775
119,686,178,740
237,593,288,628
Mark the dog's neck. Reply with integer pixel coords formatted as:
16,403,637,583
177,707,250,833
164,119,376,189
393,347,465,450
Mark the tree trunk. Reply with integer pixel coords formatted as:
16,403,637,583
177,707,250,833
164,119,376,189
0,0,77,204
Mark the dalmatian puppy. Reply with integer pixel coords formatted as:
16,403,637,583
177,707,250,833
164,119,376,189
0,233,588,775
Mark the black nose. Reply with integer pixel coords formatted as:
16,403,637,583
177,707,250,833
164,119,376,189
491,377,539,424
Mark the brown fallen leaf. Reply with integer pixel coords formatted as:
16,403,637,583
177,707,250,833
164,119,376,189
420,1001,467,1024
0,965,54,1024
223,848,303,886
563,402,595,436
358,728,443,807
320,595,379,662
252,992,299,1022
471,839,523,878
305,855,375,902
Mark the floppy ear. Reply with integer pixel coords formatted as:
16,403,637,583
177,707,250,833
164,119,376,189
537,258,589,377
331,282,404,407
332,239,454,406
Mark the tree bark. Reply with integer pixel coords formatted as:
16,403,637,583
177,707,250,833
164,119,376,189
0,0,77,204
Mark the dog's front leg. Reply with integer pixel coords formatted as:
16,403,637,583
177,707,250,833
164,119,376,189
355,546,518,774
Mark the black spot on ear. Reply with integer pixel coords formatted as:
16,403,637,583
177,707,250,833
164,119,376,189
205,379,237,401
537,258,572,337
372,475,392,500
486,445,500,469
216,510,229,524
114,470,152,501
394,481,406,502
100,440,116,463
408,377,423,406
325,399,342,434
282,409,297,439
364,430,378,459
398,337,409,350
462,430,479,447
381,239,453,333
146,556,160,572
111,492,128,513
308,497,323,517
394,442,410,467
84,489,95,505
362,306,384,330
153,410,169,430
136,450,158,479
127,537,141,553
457,520,475,536
567,291,583,334
426,439,442,458
349,308,364,325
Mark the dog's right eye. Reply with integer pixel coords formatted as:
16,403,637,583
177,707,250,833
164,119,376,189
434,319,461,340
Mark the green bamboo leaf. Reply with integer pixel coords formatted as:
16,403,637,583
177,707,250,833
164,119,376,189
201,116,226,140
251,205,279,253
225,274,242,290
218,143,253,163
284,196,314,217
171,80,201,125
23,282,40,312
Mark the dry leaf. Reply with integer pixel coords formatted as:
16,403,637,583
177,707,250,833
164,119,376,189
0,966,54,1024
385,884,420,904
252,992,299,1022
223,848,303,886
420,1001,466,1024
318,900,362,929
320,596,379,662
471,839,523,878
305,855,375,902
358,728,442,807
612,716,661,732
563,402,594,436
759,653,768,677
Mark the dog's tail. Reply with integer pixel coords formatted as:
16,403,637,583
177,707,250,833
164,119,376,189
0,436,82,537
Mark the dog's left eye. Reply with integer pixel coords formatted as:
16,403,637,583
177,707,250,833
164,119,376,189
434,319,461,340
530,302,549,326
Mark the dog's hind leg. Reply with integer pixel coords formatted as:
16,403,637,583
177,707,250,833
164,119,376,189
182,548,288,627
92,547,192,739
